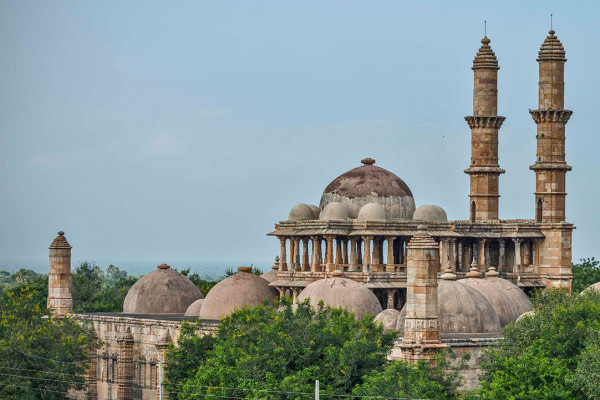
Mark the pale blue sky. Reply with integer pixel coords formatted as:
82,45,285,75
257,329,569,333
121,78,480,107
1,1,598,272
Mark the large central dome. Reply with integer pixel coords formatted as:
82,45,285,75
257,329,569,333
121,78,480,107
320,158,415,219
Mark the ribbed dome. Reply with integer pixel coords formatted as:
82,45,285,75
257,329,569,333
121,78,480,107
184,299,204,317
123,264,203,314
357,203,386,221
461,277,532,327
538,30,566,61
374,309,400,332
288,203,316,221
297,277,382,320
199,267,276,320
319,202,349,221
412,205,447,222
320,159,415,219
472,36,499,70
396,279,501,338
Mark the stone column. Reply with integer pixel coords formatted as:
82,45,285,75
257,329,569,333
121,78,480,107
117,328,134,400
291,288,299,303
302,238,310,271
440,239,448,268
449,239,456,271
514,239,522,273
325,236,335,272
155,332,171,400
362,236,372,273
47,231,73,317
311,236,320,272
278,237,288,272
398,226,446,362
349,238,358,271
372,237,380,270
457,241,463,271
335,238,343,268
357,238,363,265
86,330,98,400
386,289,396,309
386,236,395,273
478,239,486,271
294,238,301,271
342,239,348,264
499,240,506,272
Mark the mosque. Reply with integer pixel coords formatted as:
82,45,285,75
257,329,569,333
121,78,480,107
47,29,578,399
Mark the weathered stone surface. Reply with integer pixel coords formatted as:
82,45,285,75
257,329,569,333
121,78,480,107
374,309,400,332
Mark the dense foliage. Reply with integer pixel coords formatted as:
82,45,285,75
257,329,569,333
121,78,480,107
72,262,138,312
571,258,600,294
177,268,222,297
0,285,97,399
470,289,600,399
165,299,463,400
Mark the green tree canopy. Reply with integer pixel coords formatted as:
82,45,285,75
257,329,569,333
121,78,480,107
471,289,600,400
72,262,137,312
0,286,97,400
165,299,462,400
572,258,600,294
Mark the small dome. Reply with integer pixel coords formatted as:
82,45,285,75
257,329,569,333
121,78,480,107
582,282,600,294
461,277,533,327
396,279,501,338
357,203,386,221
184,299,204,317
288,203,315,221
319,202,349,221
320,159,415,219
123,264,203,314
297,277,382,320
260,269,278,283
308,204,320,219
412,205,447,222
374,309,400,332
199,267,276,320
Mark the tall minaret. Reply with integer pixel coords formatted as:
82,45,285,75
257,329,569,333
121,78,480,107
465,36,505,222
530,30,572,223
47,231,73,317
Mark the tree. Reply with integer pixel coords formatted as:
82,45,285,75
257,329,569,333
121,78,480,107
72,262,137,312
165,299,461,400
0,285,97,399
471,289,600,399
572,258,600,294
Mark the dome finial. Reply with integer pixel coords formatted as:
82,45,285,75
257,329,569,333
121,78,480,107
238,266,252,273
157,264,170,269
472,33,498,70
466,255,482,278
361,157,375,165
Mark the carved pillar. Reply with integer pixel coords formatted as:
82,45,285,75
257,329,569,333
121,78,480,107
86,330,98,400
291,288,299,303
397,226,446,362
342,239,348,264
478,239,486,271
302,238,310,271
457,241,463,271
362,236,372,273
155,332,171,400
278,237,288,272
513,239,522,273
293,238,301,271
372,237,380,270
117,328,134,400
386,289,396,309
335,238,343,268
449,239,456,271
349,238,358,271
357,238,363,265
386,236,395,272
311,236,320,272
499,239,506,272
325,236,335,272
47,231,73,317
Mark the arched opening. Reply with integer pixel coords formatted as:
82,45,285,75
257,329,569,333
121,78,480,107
536,198,543,222
470,201,476,223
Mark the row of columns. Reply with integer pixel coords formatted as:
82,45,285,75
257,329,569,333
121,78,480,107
278,236,408,273
440,237,540,274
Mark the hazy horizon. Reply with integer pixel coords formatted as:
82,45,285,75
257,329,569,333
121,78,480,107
2,1,599,265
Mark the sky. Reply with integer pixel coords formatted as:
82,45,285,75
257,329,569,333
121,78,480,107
1,1,599,273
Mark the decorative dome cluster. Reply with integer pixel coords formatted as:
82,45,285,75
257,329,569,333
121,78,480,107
285,159,449,222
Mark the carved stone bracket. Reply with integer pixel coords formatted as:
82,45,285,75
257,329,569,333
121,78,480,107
464,115,505,129
530,109,573,124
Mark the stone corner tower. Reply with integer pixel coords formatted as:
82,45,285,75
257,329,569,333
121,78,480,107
531,30,574,292
396,225,447,362
465,36,505,222
47,231,73,317
530,29,573,223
